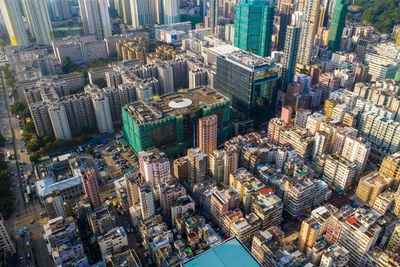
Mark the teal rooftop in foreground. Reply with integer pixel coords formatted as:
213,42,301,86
182,237,261,267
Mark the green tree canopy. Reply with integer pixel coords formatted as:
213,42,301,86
354,0,400,34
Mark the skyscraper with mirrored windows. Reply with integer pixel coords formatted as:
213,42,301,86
328,0,348,52
281,25,300,92
234,0,274,57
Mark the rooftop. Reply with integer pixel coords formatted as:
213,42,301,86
123,87,228,124
183,237,262,267
220,50,276,71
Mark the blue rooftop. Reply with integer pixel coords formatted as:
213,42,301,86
183,237,261,267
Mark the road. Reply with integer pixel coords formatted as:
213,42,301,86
0,71,53,266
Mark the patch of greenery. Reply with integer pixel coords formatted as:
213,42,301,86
70,86,85,95
2,65,15,88
22,121,35,142
0,160,13,216
10,101,30,119
27,128,96,163
353,0,400,34
0,133,5,147
62,57,112,77
0,33,10,48
94,78,107,88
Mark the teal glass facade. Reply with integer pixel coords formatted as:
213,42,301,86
328,0,348,52
281,26,300,92
234,0,274,57
214,53,279,124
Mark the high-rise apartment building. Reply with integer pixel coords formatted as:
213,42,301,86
214,50,279,123
323,155,356,191
327,0,348,52
251,189,283,230
388,223,400,248
281,25,300,92
48,103,72,140
267,117,287,144
319,72,340,102
298,207,335,253
97,227,128,257
48,0,72,21
297,0,321,66
209,0,218,32
355,171,393,207
160,183,186,216
379,152,400,191
81,168,101,209
22,0,53,46
313,131,330,158
278,0,296,51
198,115,218,156
341,136,370,178
306,112,325,135
210,187,240,227
138,149,171,187
91,91,114,134
332,207,382,266
0,214,15,254
139,184,155,219
234,0,274,57
209,150,225,184
79,0,112,40
187,148,208,185
173,156,188,182
223,148,239,185
163,0,178,25
131,0,158,27
0,0,30,47
121,0,132,25
284,177,316,217
29,102,54,137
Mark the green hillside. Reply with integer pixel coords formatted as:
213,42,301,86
353,0,400,34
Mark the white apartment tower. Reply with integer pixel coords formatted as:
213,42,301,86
139,185,155,219
22,0,53,46
341,137,370,178
297,0,321,65
79,0,112,39
48,103,72,140
0,214,16,254
0,0,30,47
130,0,157,28
138,150,171,187
91,92,114,134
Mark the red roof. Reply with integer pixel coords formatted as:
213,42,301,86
346,217,358,224
188,233,197,239
260,188,272,195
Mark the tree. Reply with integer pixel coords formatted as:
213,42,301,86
62,57,79,73
22,121,36,141
86,147,94,156
0,133,5,147
30,152,40,163
354,0,400,34
0,161,13,215
24,121,35,133
94,78,107,88
10,101,30,118
26,139,40,153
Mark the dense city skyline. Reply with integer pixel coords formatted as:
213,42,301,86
0,0,399,266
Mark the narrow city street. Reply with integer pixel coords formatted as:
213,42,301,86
0,71,54,266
